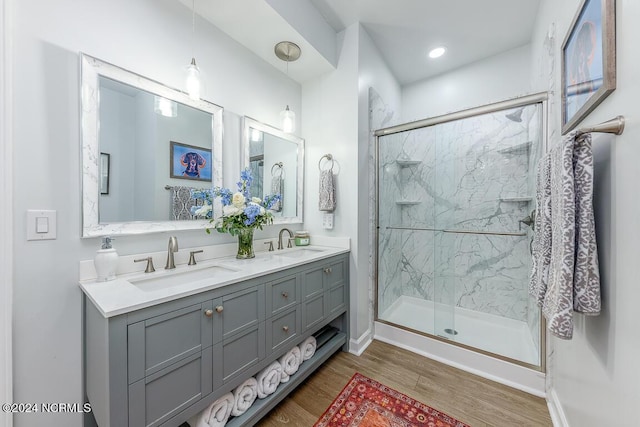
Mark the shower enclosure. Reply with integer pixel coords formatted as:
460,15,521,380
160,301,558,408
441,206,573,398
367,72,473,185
375,96,545,369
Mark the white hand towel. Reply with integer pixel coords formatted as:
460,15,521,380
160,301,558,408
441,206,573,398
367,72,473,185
256,361,282,399
278,346,301,383
271,174,283,212
230,377,258,417
318,170,336,211
188,392,234,427
298,336,317,362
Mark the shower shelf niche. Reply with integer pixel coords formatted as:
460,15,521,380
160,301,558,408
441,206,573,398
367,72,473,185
497,141,532,155
396,159,422,167
499,196,533,203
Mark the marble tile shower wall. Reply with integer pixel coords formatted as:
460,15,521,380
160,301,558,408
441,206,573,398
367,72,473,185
378,105,541,322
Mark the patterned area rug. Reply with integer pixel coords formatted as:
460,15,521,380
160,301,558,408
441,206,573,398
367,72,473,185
314,373,470,427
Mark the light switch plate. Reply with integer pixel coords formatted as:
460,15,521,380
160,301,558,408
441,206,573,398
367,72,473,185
27,210,57,240
322,213,334,230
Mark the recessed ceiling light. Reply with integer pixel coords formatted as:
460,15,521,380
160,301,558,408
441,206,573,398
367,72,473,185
428,47,446,59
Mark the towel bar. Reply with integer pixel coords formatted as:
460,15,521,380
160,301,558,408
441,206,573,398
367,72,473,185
576,116,625,136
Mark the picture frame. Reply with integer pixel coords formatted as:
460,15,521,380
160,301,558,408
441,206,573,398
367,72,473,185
99,152,110,195
561,0,616,134
170,141,213,182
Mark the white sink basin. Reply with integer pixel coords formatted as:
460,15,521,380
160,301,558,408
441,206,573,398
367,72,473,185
130,264,238,292
273,247,326,259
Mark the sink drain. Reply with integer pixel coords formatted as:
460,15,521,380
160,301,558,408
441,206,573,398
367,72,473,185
443,328,459,335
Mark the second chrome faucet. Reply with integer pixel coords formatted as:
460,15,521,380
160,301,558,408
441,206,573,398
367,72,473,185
165,236,178,269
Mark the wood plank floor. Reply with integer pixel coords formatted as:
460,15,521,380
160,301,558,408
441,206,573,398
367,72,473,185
256,340,552,427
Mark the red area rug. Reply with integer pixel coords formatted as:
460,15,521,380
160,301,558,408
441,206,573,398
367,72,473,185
314,373,469,427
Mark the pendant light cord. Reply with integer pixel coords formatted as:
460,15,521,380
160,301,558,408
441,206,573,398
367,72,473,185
191,0,196,59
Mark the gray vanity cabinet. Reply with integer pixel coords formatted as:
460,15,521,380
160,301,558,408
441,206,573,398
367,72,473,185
84,253,349,427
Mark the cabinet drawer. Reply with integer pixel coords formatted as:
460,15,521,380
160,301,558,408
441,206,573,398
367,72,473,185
128,350,212,427
266,274,299,316
128,302,213,383
216,285,265,342
214,323,265,384
302,294,325,331
267,307,301,354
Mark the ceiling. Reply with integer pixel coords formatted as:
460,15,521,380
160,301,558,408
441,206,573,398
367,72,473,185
184,0,541,86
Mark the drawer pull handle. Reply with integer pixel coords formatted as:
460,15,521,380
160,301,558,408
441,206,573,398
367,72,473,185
324,267,332,274
204,309,213,317
215,306,224,313
281,292,289,298
282,326,289,332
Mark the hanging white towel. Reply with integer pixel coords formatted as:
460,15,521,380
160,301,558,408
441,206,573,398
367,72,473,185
271,174,283,212
532,131,601,340
279,346,301,383
188,392,234,427
319,170,336,211
230,377,258,417
298,336,317,362
256,361,282,399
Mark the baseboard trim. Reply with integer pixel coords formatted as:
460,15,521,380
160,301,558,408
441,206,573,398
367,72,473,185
348,329,373,356
547,388,569,427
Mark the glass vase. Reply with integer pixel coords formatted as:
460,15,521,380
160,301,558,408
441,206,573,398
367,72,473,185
236,228,255,259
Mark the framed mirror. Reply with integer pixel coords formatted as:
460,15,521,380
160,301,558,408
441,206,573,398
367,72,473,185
80,54,223,237
242,117,304,224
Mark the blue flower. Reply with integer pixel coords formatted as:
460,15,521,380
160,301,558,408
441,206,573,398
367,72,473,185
213,187,232,206
243,204,261,226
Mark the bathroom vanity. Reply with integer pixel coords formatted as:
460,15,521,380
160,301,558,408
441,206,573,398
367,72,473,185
81,246,349,427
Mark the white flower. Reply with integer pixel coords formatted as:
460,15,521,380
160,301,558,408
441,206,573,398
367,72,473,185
252,197,262,204
194,204,211,216
259,206,266,215
223,205,242,216
232,192,245,208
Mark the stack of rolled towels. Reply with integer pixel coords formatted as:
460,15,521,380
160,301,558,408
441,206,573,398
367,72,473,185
188,335,317,427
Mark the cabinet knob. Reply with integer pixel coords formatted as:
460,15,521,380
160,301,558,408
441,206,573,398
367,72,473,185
324,267,332,274
281,291,288,298
215,305,224,313
204,309,213,317
282,325,289,332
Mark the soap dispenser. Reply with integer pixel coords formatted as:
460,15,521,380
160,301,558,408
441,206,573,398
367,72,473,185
94,236,118,282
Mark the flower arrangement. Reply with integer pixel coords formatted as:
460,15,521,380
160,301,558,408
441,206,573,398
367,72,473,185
191,168,281,258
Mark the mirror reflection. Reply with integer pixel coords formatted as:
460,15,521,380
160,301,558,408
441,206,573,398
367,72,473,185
243,117,304,224
81,54,223,237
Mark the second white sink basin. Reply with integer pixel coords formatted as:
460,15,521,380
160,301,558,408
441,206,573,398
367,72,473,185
130,264,238,292
273,247,326,259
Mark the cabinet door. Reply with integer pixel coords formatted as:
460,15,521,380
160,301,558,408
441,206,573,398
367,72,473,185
129,349,212,427
302,294,325,331
266,274,299,316
302,267,324,299
213,323,265,385
215,285,265,342
323,258,346,289
128,302,213,384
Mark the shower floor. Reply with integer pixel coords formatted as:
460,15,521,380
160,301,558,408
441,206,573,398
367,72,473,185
379,296,539,366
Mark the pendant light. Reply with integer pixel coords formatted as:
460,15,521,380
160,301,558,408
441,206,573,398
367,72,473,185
274,41,301,133
186,0,201,100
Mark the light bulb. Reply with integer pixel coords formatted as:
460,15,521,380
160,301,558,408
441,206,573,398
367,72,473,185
154,96,177,117
428,47,446,59
186,58,201,100
250,129,262,141
280,105,295,133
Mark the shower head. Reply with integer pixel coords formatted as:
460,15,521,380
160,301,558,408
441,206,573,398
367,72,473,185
505,107,524,122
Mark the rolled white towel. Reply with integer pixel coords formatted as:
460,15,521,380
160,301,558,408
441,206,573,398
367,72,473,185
299,336,317,362
188,392,234,427
256,361,282,399
279,346,301,383
230,377,258,417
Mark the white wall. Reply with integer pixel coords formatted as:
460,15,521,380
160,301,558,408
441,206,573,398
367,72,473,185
402,44,533,122
1,0,13,424
531,1,640,425
11,0,300,425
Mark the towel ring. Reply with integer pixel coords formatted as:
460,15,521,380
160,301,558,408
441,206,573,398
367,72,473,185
271,162,283,177
318,154,334,171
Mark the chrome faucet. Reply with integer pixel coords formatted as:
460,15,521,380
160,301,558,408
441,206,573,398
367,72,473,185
165,236,179,269
277,228,294,250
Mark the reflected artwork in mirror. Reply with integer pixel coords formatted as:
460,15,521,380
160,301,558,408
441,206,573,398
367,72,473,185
81,54,223,237
242,117,304,224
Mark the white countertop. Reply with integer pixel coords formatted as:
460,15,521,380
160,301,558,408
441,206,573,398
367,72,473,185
79,238,349,318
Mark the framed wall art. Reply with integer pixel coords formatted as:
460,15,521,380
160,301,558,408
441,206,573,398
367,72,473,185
170,141,212,182
561,0,616,134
